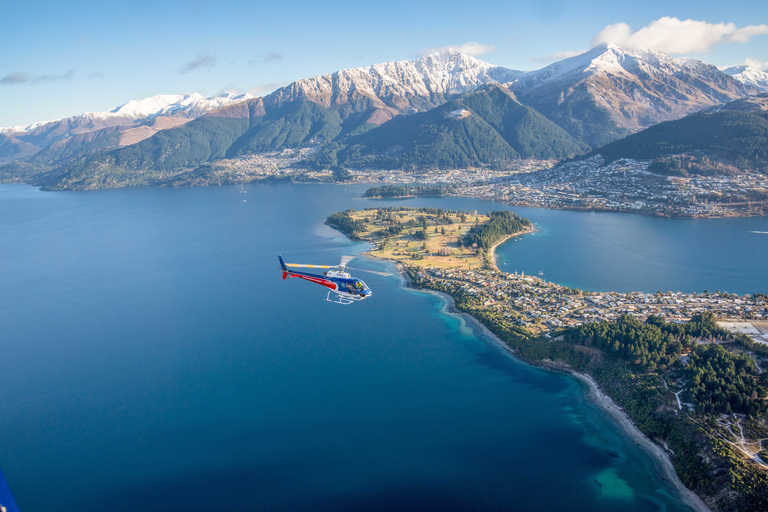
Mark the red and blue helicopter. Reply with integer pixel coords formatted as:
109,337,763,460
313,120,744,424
279,255,391,304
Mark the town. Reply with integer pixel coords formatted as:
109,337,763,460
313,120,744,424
334,206,768,345
412,265,768,343
215,152,768,219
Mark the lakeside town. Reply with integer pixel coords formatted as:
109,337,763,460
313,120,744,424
212,151,768,218
414,265,768,344
334,206,768,346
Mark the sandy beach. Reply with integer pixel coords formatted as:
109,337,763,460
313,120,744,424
486,227,535,272
392,262,712,512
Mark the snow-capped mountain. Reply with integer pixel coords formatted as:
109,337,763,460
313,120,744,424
106,92,254,120
2,46,763,172
0,91,253,163
265,52,522,122
509,43,759,146
1,92,252,135
723,65,768,92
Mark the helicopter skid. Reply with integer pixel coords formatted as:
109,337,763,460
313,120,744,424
325,290,362,305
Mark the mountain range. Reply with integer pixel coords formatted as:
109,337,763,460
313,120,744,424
1,45,765,189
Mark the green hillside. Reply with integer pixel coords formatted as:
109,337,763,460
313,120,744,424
108,116,250,171
226,99,345,156
314,86,588,170
597,110,768,175
516,92,630,149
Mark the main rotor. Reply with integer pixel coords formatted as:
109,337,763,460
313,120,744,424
283,255,392,277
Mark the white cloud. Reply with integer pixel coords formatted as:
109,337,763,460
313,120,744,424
591,17,768,55
422,42,496,57
743,58,768,70
531,49,587,63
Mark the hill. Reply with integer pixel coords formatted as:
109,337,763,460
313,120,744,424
313,86,588,170
596,106,768,175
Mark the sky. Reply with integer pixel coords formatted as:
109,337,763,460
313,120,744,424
1,0,767,128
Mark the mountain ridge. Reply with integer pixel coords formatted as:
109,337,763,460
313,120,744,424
2,46,765,189
0,92,254,164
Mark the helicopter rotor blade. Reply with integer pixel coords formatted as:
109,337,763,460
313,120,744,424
345,266,393,277
339,255,354,268
285,263,334,269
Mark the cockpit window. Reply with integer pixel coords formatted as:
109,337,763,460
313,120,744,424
356,280,369,291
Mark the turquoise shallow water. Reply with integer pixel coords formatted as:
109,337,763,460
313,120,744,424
1,183,752,511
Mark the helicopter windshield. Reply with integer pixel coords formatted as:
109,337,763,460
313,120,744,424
355,280,369,291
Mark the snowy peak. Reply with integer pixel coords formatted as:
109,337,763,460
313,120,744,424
1,91,253,135
266,52,522,113
108,91,253,119
510,43,758,142
723,65,768,92
517,43,690,89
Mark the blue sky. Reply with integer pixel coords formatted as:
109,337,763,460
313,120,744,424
1,0,767,127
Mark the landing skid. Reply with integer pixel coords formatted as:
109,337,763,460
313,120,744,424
325,291,357,305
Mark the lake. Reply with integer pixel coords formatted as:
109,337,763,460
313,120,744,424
2,182,764,511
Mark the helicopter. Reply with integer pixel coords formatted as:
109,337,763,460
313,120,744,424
278,255,391,305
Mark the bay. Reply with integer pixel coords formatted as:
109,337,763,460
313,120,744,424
1,182,757,511
495,207,768,295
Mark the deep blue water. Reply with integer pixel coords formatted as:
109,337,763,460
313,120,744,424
495,207,768,295
3,183,760,511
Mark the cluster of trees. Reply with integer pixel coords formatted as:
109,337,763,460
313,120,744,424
648,155,742,177
462,210,531,249
331,168,354,182
686,344,767,416
567,314,690,368
567,312,734,369
568,312,768,417
325,210,367,239
362,184,456,198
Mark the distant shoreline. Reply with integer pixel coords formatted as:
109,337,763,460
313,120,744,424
4,179,765,219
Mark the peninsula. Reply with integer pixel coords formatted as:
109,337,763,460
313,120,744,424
328,207,768,512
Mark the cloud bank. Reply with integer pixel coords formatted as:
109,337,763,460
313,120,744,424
742,58,768,70
592,17,768,55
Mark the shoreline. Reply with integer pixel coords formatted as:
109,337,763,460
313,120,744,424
390,259,712,512
7,179,764,219
486,227,535,272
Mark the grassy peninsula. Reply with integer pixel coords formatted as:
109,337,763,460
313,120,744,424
326,207,532,270
328,207,768,512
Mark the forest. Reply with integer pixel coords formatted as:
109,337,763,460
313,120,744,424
461,210,532,249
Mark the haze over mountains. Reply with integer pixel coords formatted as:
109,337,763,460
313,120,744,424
1,44,765,189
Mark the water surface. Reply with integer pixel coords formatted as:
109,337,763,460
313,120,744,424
0,183,748,511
